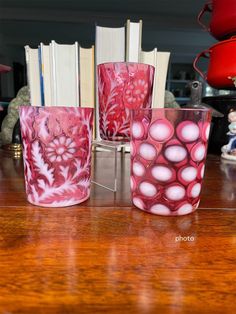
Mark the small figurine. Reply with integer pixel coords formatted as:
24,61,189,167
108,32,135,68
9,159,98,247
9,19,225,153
221,108,236,160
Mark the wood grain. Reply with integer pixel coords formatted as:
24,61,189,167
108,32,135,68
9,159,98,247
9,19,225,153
0,150,236,313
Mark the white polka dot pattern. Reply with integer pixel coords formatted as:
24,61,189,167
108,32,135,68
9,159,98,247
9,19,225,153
190,183,201,198
131,110,210,216
191,143,206,162
177,121,200,142
164,145,187,163
150,204,171,215
131,121,145,139
130,176,136,191
139,181,157,197
165,185,186,201
179,166,197,183
149,119,174,142
133,197,145,210
139,142,157,160
151,165,174,182
133,161,146,177
177,203,193,215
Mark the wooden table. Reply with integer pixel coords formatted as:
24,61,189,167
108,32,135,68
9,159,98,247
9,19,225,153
0,150,236,313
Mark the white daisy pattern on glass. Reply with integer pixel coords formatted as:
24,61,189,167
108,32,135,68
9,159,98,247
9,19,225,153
46,135,76,163
124,79,149,109
98,63,154,141
20,106,93,207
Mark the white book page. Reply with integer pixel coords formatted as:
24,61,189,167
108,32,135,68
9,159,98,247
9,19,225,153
139,48,157,66
25,46,42,106
126,20,142,62
51,41,79,107
80,46,95,108
40,44,52,106
152,52,170,108
95,25,125,140
96,26,125,64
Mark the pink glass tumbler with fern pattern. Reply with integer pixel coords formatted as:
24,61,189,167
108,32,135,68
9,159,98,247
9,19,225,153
19,106,93,207
130,108,212,216
97,62,155,141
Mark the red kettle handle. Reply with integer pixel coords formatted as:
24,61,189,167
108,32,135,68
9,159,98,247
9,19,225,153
193,50,211,81
197,2,212,32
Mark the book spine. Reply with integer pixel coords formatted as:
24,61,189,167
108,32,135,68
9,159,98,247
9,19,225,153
75,41,80,107
24,45,42,106
24,46,30,87
38,45,44,106
91,45,95,109
138,20,143,62
125,19,131,61
95,25,101,141
51,40,57,106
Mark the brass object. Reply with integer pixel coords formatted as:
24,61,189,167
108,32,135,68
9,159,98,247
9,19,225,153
2,143,22,159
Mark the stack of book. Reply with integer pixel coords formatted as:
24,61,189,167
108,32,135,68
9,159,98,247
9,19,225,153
25,19,171,140
25,42,94,108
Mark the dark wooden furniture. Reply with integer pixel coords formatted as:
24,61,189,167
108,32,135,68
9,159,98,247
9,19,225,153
0,150,236,313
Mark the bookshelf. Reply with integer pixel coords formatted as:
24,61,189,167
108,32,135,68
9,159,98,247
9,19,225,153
167,63,196,105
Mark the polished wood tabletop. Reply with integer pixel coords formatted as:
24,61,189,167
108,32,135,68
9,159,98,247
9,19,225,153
0,149,236,313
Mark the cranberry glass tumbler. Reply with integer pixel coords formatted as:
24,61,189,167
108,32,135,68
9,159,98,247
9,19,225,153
19,106,93,207
130,108,212,216
97,62,155,141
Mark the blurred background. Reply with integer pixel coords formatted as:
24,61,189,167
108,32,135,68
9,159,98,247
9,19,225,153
0,0,215,99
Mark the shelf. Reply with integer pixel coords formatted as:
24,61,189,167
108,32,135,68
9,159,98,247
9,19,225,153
166,62,196,105
168,79,190,83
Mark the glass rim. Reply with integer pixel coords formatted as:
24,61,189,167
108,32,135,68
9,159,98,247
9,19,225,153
19,105,93,110
130,107,212,113
97,61,155,68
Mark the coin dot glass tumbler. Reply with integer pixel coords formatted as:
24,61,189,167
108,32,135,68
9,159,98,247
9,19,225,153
130,108,212,216
97,62,155,141
19,106,93,207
